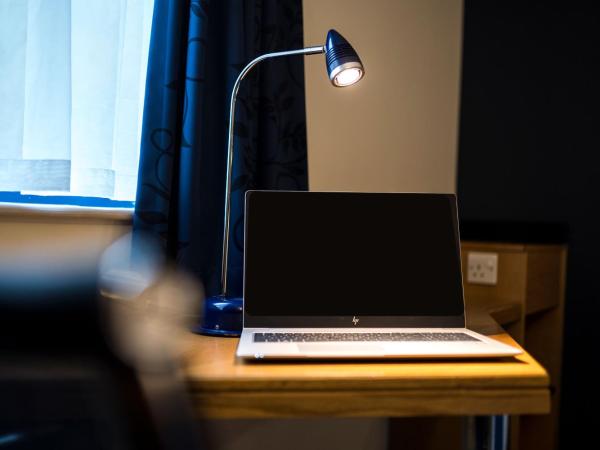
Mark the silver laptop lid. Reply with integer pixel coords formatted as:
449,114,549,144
243,192,465,328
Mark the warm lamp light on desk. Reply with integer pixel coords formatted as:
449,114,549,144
196,29,365,337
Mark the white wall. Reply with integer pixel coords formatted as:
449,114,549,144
304,0,464,193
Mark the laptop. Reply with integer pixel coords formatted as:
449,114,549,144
236,191,521,359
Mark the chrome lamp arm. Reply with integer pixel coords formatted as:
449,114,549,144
220,45,325,296
198,29,363,338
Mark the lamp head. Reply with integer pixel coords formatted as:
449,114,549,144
325,29,364,87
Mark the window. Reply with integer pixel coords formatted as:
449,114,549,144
0,0,154,207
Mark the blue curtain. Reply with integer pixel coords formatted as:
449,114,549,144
134,0,308,298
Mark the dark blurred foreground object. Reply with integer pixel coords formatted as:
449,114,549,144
0,234,207,450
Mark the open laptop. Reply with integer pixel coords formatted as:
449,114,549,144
236,191,521,359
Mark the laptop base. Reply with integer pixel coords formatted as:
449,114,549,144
237,328,522,360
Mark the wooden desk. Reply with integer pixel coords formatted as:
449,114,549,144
182,319,550,420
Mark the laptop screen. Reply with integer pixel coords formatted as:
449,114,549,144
244,192,464,318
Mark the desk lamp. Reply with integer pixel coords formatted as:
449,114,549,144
197,29,364,336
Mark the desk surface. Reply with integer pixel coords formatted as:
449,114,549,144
182,315,550,419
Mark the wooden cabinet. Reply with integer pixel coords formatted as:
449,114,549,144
461,241,567,450
389,241,566,450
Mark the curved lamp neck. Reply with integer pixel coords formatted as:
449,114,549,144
221,45,325,297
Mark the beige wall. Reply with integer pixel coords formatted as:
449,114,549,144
303,0,463,193
0,208,130,257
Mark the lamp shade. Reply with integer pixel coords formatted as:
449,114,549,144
325,29,364,87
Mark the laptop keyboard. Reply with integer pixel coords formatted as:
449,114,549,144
253,332,479,343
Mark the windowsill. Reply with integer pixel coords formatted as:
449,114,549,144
0,202,133,224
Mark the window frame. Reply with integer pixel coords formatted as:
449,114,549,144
0,192,134,209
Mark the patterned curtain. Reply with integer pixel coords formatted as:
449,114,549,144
134,0,308,299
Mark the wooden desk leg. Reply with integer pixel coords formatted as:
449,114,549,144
464,416,509,450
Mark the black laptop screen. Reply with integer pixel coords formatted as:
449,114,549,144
244,192,464,317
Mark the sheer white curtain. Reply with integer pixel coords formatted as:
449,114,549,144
0,0,154,201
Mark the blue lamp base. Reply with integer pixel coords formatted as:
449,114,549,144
193,295,243,337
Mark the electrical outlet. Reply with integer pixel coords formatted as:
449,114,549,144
467,252,498,285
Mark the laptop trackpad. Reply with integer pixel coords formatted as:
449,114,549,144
296,343,386,355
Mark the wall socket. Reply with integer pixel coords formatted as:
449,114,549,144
467,252,499,285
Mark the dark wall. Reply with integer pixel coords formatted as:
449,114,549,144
456,1,600,447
